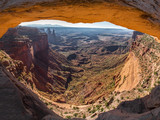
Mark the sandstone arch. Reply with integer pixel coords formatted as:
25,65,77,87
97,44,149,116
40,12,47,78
0,0,160,40
0,1,160,120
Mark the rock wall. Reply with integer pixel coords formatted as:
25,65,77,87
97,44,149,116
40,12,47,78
0,27,48,69
132,34,160,89
0,0,160,40
40,28,57,44
0,50,62,120
96,85,160,120
96,33,160,120
132,31,144,41
0,26,74,102
115,52,141,92
115,31,144,92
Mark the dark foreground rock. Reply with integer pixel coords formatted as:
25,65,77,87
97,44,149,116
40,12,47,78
0,65,62,120
96,85,160,120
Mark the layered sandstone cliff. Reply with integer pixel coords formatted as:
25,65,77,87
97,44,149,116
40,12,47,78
40,28,58,44
0,26,75,102
0,50,62,120
115,52,141,92
114,31,143,92
96,34,160,120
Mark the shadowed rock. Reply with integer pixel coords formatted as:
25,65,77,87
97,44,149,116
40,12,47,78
96,85,160,120
0,66,62,120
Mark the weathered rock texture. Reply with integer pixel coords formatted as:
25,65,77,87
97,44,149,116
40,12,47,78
0,0,160,40
40,28,57,44
0,65,62,120
132,34,160,89
115,52,141,92
0,26,75,102
96,34,160,120
114,31,144,92
96,85,160,120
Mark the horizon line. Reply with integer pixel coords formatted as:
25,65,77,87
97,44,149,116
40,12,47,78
20,20,129,29
19,24,130,29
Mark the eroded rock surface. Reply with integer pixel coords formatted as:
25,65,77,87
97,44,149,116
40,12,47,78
96,85,160,120
0,66,62,120
96,34,160,120
115,52,141,92
0,26,76,102
0,0,160,40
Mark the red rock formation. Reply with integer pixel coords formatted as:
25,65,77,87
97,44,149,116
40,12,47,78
40,28,58,44
0,66,62,120
96,33,160,120
0,26,73,101
132,31,144,41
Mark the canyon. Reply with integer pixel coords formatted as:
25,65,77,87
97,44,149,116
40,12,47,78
0,26,132,102
0,24,160,120
0,1,160,119
97,34,160,120
0,26,78,103
0,25,132,119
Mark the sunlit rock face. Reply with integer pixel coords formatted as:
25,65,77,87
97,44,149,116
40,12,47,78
96,86,160,120
96,32,160,120
0,26,73,100
0,27,48,69
0,0,160,40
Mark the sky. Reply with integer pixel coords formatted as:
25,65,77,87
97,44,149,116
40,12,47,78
20,20,127,29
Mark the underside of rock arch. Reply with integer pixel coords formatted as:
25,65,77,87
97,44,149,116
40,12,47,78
1,0,160,120
0,0,160,40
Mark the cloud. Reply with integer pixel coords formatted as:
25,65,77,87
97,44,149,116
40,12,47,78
20,20,127,29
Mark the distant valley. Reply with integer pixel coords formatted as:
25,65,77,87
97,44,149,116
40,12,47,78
38,27,133,104
1,25,159,119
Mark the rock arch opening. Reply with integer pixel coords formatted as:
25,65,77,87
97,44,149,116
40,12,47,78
0,0,160,120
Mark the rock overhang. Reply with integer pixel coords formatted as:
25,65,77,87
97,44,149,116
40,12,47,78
0,0,160,40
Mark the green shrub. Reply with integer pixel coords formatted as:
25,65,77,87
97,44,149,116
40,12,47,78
73,113,78,117
17,76,22,81
83,114,86,119
138,88,143,92
66,116,71,119
73,106,79,110
105,102,109,107
154,71,158,76
88,107,91,112
91,109,96,113
96,105,102,110
64,112,68,114
101,108,104,112
45,102,48,106
121,96,124,100
137,95,140,99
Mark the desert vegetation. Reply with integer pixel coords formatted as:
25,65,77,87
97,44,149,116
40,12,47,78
1,25,159,119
